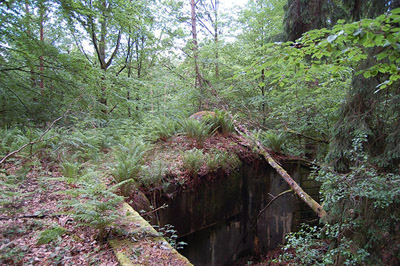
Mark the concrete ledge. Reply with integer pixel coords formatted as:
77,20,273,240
109,203,193,266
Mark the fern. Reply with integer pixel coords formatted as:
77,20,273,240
152,116,179,141
261,130,286,153
204,110,236,136
60,161,80,180
62,177,124,241
180,118,213,148
112,139,148,196
141,159,168,187
37,226,67,245
181,148,205,176
206,149,242,173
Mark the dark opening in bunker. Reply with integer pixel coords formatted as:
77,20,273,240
154,159,320,265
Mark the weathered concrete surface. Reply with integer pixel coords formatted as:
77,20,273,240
156,160,316,266
109,203,193,266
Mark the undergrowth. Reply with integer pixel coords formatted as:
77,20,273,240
278,136,400,265
111,138,148,196
180,118,214,148
181,148,205,176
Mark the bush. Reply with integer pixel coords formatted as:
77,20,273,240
279,137,400,265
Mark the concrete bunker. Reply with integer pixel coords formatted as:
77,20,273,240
153,159,320,265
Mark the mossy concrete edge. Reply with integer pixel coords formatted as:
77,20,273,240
109,202,193,266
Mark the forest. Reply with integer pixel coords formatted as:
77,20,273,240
1,0,399,265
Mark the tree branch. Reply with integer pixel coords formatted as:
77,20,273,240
224,189,293,265
232,118,327,220
0,110,70,165
89,17,105,69
197,17,214,36
106,30,122,69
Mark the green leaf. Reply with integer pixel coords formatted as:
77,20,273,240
363,71,372,78
386,34,396,44
376,51,388,60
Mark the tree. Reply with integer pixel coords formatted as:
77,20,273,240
0,0,88,125
59,0,137,113
283,0,345,41
197,0,221,79
190,0,204,110
234,0,286,124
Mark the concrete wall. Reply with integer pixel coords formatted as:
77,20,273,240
156,159,318,266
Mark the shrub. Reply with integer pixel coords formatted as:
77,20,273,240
279,137,400,265
181,148,205,176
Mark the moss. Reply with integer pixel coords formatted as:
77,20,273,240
109,203,193,266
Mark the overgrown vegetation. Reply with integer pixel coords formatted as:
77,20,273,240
112,139,148,196
180,118,214,148
203,110,236,136
1,0,400,264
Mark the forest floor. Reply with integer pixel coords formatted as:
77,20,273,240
0,158,118,265
0,130,296,265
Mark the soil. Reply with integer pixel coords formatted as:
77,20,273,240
0,159,118,265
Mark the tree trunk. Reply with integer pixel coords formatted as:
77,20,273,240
261,68,266,124
25,4,36,88
190,0,203,110
39,4,44,91
213,0,219,79
232,119,327,220
88,0,121,114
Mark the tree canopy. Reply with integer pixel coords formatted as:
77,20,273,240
1,0,399,264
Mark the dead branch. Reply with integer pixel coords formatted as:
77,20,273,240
257,189,293,221
140,203,168,217
225,189,293,265
0,213,56,220
0,110,70,165
232,118,327,220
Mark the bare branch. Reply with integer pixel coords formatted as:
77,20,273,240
106,30,122,69
197,17,214,36
232,118,327,220
0,110,70,165
225,189,293,264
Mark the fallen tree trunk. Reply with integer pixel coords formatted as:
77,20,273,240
232,120,327,220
